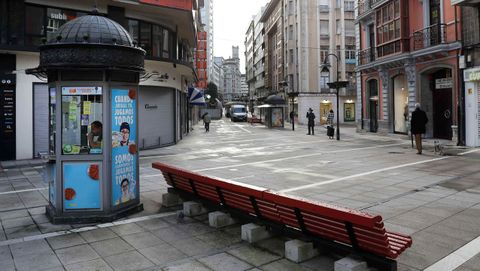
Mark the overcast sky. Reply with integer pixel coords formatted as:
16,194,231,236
214,0,270,73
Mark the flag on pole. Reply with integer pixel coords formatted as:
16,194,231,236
188,87,206,106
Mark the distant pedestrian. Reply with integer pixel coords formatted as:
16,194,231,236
203,112,211,132
326,109,334,125
410,103,428,154
306,108,315,135
290,110,295,123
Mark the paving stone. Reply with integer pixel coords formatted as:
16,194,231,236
0,209,29,220
65,258,114,271
80,228,118,243
138,243,187,265
255,237,288,257
0,245,12,262
47,233,87,250
38,222,72,233
32,214,50,224
151,227,192,243
90,237,135,257
197,252,252,271
301,255,336,271
196,230,242,249
110,223,145,236
228,245,281,266
104,250,154,271
13,251,62,271
10,239,52,258
55,244,100,266
121,231,165,250
0,258,15,271
135,218,171,231
259,258,312,271
162,260,212,271
169,236,216,256
2,216,34,229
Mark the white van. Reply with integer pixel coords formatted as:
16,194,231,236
230,104,247,122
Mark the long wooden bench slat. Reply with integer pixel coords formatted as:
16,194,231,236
263,191,382,228
152,162,412,260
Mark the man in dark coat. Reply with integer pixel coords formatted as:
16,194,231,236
306,108,315,135
411,103,428,154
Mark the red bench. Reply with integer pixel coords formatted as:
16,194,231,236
152,162,412,270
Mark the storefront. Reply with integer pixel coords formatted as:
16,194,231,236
0,59,16,161
393,75,408,134
463,67,480,147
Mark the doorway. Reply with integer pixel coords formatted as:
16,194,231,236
320,101,332,125
368,80,378,132
393,75,408,134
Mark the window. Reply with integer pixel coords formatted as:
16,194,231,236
345,1,354,11
336,20,341,35
319,0,329,12
127,19,139,43
320,20,329,36
345,20,355,37
152,25,161,57
289,49,294,63
288,0,294,15
162,29,170,58
140,22,152,56
288,25,293,40
61,87,103,155
376,0,402,57
25,5,45,46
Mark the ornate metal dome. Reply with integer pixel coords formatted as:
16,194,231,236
47,15,134,46
265,94,286,105
28,14,145,76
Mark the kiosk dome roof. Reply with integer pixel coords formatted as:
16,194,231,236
47,14,134,46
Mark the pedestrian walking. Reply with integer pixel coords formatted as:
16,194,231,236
410,103,428,154
203,112,211,132
306,108,315,135
326,109,334,125
290,110,295,123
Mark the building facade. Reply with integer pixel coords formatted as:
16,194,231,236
200,0,214,82
356,0,461,139
0,0,200,160
221,47,241,102
212,56,224,99
284,0,357,125
452,0,480,146
245,19,256,109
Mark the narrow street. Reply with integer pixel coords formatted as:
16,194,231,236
0,120,479,270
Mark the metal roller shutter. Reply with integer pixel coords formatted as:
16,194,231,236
138,86,175,149
33,83,49,158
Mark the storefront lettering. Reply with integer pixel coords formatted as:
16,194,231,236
50,13,67,20
468,71,480,82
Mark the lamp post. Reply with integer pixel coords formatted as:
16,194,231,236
320,54,349,140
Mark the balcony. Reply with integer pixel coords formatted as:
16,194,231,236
412,23,453,51
358,48,376,66
358,0,371,16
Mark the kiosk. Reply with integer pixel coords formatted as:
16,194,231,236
27,14,145,223
257,95,286,128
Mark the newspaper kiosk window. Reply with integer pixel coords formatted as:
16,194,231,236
61,87,103,155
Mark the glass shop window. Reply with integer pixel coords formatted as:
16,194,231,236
25,5,45,46
61,87,103,155
140,22,152,56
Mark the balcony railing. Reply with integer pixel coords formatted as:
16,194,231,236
358,48,376,65
412,23,449,51
358,0,371,16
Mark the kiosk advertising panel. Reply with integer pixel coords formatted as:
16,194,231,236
63,162,101,209
111,89,138,206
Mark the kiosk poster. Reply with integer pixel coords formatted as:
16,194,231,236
111,89,138,206
63,162,101,209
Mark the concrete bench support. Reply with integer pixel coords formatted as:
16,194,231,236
241,223,272,243
208,211,236,228
285,239,319,263
162,193,182,207
183,201,208,217
334,256,369,271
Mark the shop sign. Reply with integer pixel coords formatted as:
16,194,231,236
464,68,480,82
435,78,453,89
62,87,102,95
145,104,158,110
111,89,138,206
50,12,67,20
139,0,192,11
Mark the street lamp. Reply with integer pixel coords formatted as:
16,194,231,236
320,54,349,141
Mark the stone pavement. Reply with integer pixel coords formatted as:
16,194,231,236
0,119,479,270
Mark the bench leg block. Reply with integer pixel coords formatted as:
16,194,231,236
285,239,320,263
208,211,236,228
241,223,272,243
183,201,208,217
162,193,182,207
334,256,369,271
